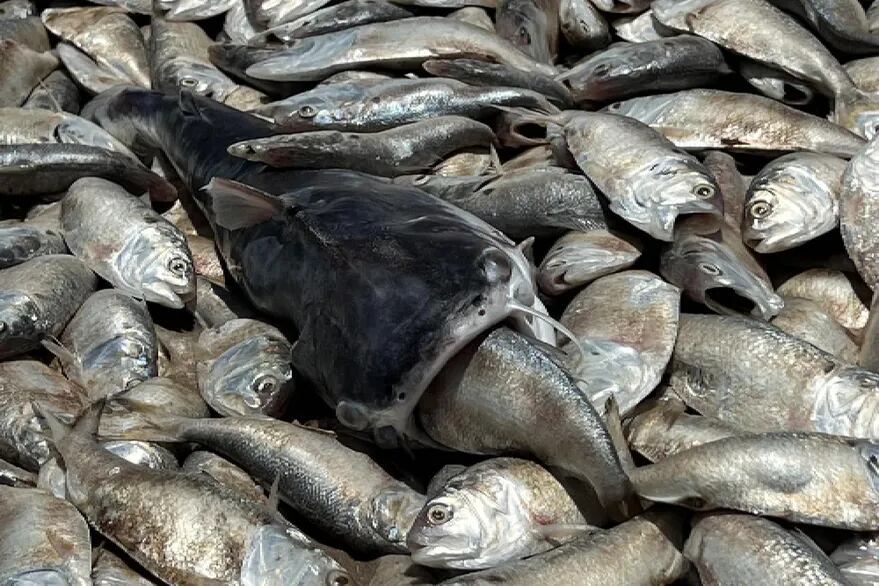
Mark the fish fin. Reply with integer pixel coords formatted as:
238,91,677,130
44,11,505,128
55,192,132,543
517,237,535,264
202,178,283,230
536,524,593,545
262,474,287,524
36,77,62,112
604,396,636,475
73,399,106,438
491,105,558,124
31,402,69,445
41,335,78,368
489,143,503,174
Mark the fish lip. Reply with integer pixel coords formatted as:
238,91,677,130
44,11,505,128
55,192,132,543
703,286,783,320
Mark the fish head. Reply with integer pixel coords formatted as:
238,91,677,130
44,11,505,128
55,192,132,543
742,163,838,253
240,524,352,586
538,231,641,294
119,224,195,309
245,28,359,82
159,58,237,103
257,83,368,131
198,335,294,417
0,292,44,358
661,232,783,320
622,155,723,241
407,473,532,569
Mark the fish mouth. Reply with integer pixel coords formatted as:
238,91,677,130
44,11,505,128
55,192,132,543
704,287,757,316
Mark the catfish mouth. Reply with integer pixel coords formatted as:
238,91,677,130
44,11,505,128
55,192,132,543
704,287,756,316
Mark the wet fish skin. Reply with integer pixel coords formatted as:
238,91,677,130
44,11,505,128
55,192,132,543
254,0,414,43
131,415,426,555
871,0,879,33
102,440,179,470
671,313,879,439
631,432,879,530
560,270,680,416
422,59,572,106
0,359,88,470
257,77,555,132
54,289,158,400
55,41,130,95
194,276,253,328
158,0,238,21
559,36,730,104
538,229,642,295
0,16,49,51
418,327,635,517
847,57,879,94
0,0,35,19
0,224,66,269
841,134,879,291
92,548,157,586
182,451,266,503
612,9,664,42
0,39,57,107
61,177,195,308
0,143,176,200
0,255,96,360
245,17,557,82
41,7,151,89
408,458,590,569
771,296,859,361
196,318,294,417
49,415,350,585
434,150,494,176
625,400,739,462
739,59,817,105
247,0,335,29
424,167,607,238
767,0,879,55
229,117,496,177
608,89,867,157
0,107,137,158
22,69,80,113
223,0,260,44
448,6,495,30
0,456,36,487
830,532,879,586
777,268,869,331
652,0,855,99
496,0,559,64
558,0,610,51
743,152,847,253
0,485,92,585
440,510,688,585
685,512,850,585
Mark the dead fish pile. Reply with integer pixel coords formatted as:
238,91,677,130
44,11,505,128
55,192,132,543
0,0,879,584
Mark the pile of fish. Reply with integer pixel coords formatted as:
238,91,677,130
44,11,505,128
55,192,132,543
2,0,879,583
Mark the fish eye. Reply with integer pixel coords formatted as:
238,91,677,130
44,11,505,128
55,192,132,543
167,257,189,276
427,503,453,525
412,174,431,186
748,201,773,219
326,570,350,586
698,263,722,276
607,102,621,111
179,77,199,88
251,374,278,396
693,184,716,199
298,105,317,118
517,26,531,43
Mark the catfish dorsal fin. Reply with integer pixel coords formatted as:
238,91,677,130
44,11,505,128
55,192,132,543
202,178,283,230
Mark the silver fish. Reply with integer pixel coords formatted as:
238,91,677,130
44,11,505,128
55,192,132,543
448,7,495,30
0,223,66,269
557,110,723,241
246,17,556,81
631,432,879,530
0,254,97,359
50,290,157,400
558,36,730,104
559,270,680,416
612,9,664,42
229,117,495,176
408,458,591,569
22,70,80,113
777,268,869,331
538,230,642,295
55,41,129,95
102,440,178,470
766,0,879,55
223,0,260,44
418,327,635,518
847,56,879,94
0,39,57,107
0,359,88,470
608,89,866,157
194,277,253,329
421,59,572,106
44,413,350,585
92,549,158,586
440,510,688,585
119,415,426,555
743,152,847,252
61,177,195,308
830,532,879,586
685,512,850,585
0,485,91,585
558,0,610,51
0,0,35,19
670,313,879,439
590,0,649,13
739,59,817,106
841,134,879,291
158,0,238,21
771,296,859,361
660,221,784,319
196,318,294,417
0,16,49,51
496,0,558,63
625,400,739,462
182,451,266,503
0,456,36,487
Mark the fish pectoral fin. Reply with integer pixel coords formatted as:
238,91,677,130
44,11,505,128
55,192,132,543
202,178,283,230
41,335,80,370
535,523,594,545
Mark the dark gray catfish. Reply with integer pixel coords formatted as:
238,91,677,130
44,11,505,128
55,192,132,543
88,88,552,442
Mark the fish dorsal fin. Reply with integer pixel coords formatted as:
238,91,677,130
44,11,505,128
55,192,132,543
202,178,283,231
